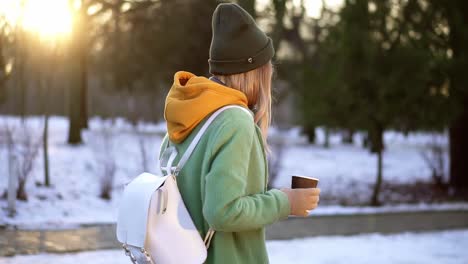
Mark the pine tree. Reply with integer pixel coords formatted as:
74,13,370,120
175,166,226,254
306,0,436,205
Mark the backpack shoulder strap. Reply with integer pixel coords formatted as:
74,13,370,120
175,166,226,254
172,105,252,176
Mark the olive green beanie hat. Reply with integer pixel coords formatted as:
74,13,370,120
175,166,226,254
208,3,275,75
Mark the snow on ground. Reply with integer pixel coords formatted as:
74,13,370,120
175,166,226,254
310,202,468,215
270,126,448,203
0,116,457,228
1,229,467,264
0,117,164,228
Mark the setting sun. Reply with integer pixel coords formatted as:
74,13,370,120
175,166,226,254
0,0,73,38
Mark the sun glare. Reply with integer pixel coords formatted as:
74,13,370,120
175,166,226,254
256,0,344,18
0,0,73,39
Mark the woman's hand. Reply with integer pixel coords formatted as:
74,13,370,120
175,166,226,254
280,188,320,217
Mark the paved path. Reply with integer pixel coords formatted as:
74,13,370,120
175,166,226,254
266,209,468,239
1,209,468,256
2,229,468,264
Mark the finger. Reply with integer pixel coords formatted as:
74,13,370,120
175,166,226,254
296,188,313,195
308,196,319,203
306,195,319,203
303,188,320,195
306,203,318,210
296,210,307,217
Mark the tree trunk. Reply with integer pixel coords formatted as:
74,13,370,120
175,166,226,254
342,129,354,144
79,42,88,129
67,1,84,144
446,1,468,199
370,124,384,206
43,114,50,186
41,72,51,186
67,50,83,144
370,148,383,206
323,127,330,148
303,124,316,144
17,179,27,201
369,126,385,153
67,86,83,144
449,103,468,198
78,7,89,130
7,135,16,216
362,131,369,148
271,0,287,52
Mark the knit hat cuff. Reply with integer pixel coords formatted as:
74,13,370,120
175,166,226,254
209,38,274,75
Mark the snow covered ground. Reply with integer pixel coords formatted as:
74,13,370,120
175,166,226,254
1,229,467,264
0,116,459,228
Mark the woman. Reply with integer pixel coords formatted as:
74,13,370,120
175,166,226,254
159,3,320,264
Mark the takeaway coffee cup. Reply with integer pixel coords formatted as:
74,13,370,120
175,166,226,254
291,175,319,189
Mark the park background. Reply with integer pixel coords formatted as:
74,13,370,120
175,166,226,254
0,0,467,263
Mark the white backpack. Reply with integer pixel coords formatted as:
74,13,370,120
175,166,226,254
116,105,252,264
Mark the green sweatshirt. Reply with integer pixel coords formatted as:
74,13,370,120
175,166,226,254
160,71,291,264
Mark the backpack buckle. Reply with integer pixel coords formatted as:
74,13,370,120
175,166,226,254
173,166,181,177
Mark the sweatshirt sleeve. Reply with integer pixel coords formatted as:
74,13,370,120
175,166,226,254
202,112,290,232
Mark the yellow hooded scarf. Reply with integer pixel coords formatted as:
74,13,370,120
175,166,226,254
164,71,248,143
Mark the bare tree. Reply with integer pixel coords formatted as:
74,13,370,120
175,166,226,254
135,127,160,173
137,131,149,172
421,133,449,187
40,46,59,187
3,120,41,201
91,120,117,200
4,123,17,216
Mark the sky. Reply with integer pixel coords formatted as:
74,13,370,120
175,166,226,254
0,0,73,38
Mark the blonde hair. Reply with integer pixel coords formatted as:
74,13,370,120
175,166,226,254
214,61,273,155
